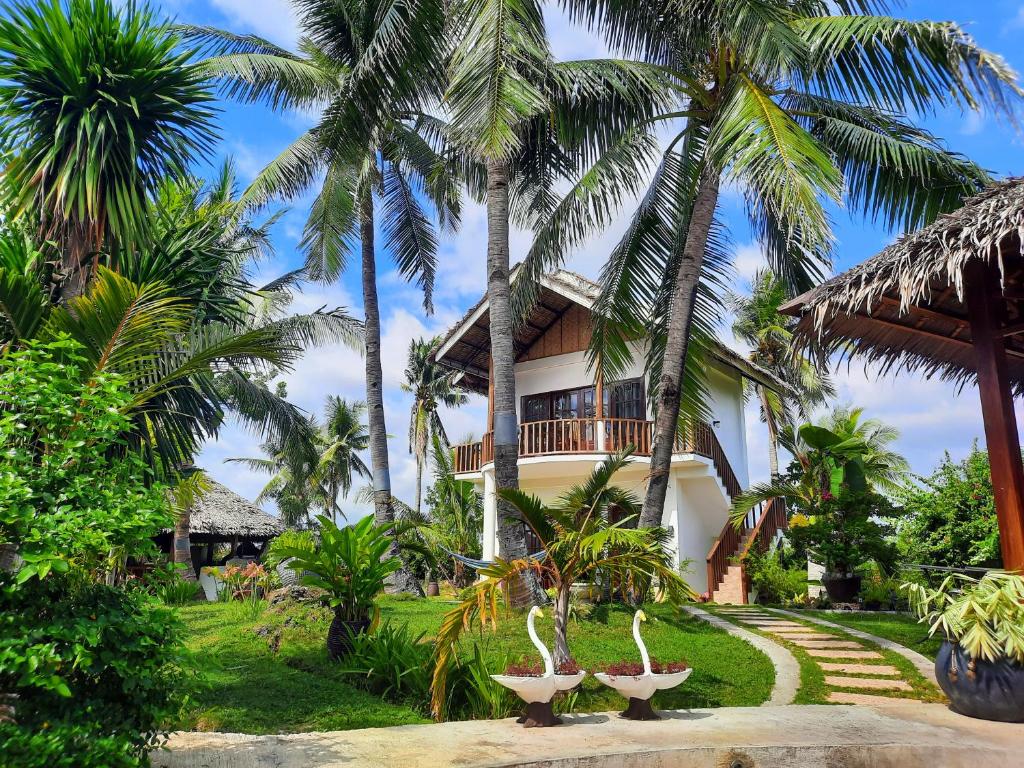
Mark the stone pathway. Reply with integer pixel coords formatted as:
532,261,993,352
713,606,937,707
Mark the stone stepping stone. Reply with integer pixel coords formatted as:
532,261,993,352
824,675,912,691
772,633,834,641
819,662,900,676
788,639,864,650
747,622,810,630
828,691,919,706
806,648,882,660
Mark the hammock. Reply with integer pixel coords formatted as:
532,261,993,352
444,547,547,570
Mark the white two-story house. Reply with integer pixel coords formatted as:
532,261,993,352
432,270,786,600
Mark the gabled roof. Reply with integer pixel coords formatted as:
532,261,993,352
432,268,786,394
780,177,1024,391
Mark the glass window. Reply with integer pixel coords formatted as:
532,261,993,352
609,379,645,420
523,395,550,422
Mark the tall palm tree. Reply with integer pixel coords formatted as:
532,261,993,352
0,0,216,300
184,0,457,593
728,269,835,478
821,406,910,496
317,396,372,524
402,337,468,514
524,0,1020,528
444,0,673,576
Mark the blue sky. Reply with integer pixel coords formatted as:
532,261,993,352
149,0,1024,518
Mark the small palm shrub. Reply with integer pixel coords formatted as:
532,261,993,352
744,549,807,605
341,621,433,701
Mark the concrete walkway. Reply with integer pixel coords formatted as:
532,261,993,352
713,606,939,706
154,704,1024,768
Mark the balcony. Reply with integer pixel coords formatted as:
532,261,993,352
452,418,740,498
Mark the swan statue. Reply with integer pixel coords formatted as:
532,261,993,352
490,606,586,727
594,610,692,720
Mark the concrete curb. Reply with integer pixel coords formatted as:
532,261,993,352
763,608,939,688
682,605,799,705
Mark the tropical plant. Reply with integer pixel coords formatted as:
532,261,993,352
430,450,692,718
743,548,807,605
416,434,484,588
904,571,1024,664
184,0,457,594
317,396,372,523
728,269,835,477
443,0,675,577
896,446,1001,568
402,337,468,514
341,620,434,703
274,515,424,623
0,0,216,300
523,0,1020,529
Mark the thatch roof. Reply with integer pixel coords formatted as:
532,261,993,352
182,480,284,541
433,268,787,394
781,177,1024,392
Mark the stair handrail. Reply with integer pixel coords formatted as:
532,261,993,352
739,497,787,561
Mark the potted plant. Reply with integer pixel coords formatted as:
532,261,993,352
905,571,1024,722
273,514,424,659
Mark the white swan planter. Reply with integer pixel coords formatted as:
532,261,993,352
593,610,692,720
489,606,586,727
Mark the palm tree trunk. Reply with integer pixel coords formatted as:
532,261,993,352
172,505,196,581
361,193,422,595
640,166,721,528
485,158,542,605
553,582,571,667
762,387,780,480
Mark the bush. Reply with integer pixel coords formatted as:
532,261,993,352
896,447,1001,568
744,549,807,604
340,621,432,703
0,572,190,768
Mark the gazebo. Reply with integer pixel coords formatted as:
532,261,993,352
781,177,1024,573
157,480,284,574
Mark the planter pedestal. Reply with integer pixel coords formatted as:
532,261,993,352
621,697,659,721
516,701,562,728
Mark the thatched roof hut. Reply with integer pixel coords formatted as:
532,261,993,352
781,177,1024,392
163,480,284,544
780,176,1024,571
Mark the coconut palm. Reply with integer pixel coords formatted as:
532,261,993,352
402,337,468,514
317,396,372,524
520,0,1020,528
430,449,692,719
183,0,457,594
444,0,674,577
0,0,216,300
728,269,835,477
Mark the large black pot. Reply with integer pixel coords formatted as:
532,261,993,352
936,641,1024,722
821,574,861,603
327,613,371,660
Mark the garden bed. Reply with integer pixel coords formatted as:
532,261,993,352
176,596,775,734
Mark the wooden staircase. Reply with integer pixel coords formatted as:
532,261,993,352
706,498,787,604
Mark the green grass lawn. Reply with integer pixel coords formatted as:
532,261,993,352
800,610,944,660
177,596,775,734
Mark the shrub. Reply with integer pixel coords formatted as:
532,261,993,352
446,644,516,720
744,549,807,604
896,447,1001,568
0,571,190,768
340,621,433,703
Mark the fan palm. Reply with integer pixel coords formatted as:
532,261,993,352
183,0,456,594
402,337,468,514
430,449,692,718
444,0,675,576
728,269,835,477
521,0,1020,528
0,0,216,300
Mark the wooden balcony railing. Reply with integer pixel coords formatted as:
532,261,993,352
452,417,740,500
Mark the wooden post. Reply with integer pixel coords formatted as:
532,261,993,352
965,260,1024,572
487,354,495,433
595,355,605,451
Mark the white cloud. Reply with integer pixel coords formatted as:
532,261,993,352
208,0,298,47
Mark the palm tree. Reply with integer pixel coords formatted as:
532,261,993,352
0,0,216,300
522,0,1020,528
821,406,910,496
402,337,468,514
444,0,673,576
184,0,457,594
317,396,372,524
728,269,835,478
430,449,692,718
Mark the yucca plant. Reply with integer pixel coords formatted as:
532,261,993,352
905,572,1024,665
